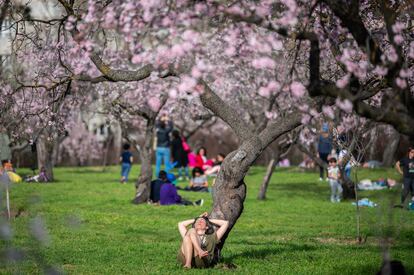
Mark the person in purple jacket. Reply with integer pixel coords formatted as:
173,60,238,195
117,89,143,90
160,181,204,206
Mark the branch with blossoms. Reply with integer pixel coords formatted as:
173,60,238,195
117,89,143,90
223,1,414,138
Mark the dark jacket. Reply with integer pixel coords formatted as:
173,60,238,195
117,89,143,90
318,135,332,154
156,120,173,147
171,137,189,167
150,179,165,202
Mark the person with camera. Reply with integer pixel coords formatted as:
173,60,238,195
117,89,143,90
177,212,229,269
155,114,173,177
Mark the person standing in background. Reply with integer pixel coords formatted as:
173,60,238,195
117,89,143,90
395,147,414,208
155,114,173,177
0,126,12,164
171,130,189,180
317,123,332,181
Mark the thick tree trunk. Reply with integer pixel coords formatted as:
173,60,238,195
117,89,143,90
382,127,400,167
257,148,280,200
210,137,267,263
36,135,55,181
132,119,155,204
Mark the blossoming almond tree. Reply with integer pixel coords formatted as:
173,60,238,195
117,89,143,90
7,0,414,263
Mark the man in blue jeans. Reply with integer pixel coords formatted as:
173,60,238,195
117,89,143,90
155,114,173,177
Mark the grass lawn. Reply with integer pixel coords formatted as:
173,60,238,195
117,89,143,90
1,165,413,274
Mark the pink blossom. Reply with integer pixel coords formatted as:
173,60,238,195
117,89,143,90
409,42,414,59
225,47,236,56
387,47,398,63
399,69,411,78
322,105,335,119
335,98,353,113
258,87,270,98
393,35,404,45
171,44,185,57
392,22,405,33
251,57,276,69
178,76,197,93
301,114,311,124
267,81,281,92
191,67,202,78
226,5,244,16
373,66,388,77
169,89,178,99
148,97,161,111
131,55,141,64
336,74,350,89
265,111,278,119
290,82,306,98
395,77,407,89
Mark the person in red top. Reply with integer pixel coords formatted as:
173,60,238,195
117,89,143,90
195,147,213,171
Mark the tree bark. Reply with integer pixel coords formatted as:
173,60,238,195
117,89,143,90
257,148,280,200
132,118,155,204
341,176,356,200
36,135,55,181
368,127,378,161
382,126,400,167
209,133,297,262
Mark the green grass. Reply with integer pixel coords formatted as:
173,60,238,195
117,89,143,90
1,166,413,274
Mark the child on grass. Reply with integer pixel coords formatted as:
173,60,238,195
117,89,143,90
120,143,133,183
327,157,342,203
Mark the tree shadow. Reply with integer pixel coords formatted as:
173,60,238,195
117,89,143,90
224,242,317,262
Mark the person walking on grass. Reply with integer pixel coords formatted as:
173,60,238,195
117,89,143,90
120,143,133,183
327,157,342,203
395,147,414,207
177,212,229,269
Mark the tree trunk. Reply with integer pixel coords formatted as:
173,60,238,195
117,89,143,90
367,127,378,161
132,118,155,204
112,123,123,165
210,137,266,263
340,167,356,199
382,126,400,167
257,148,280,200
36,135,55,181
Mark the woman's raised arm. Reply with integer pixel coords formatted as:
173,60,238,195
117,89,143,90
178,219,195,238
209,219,229,241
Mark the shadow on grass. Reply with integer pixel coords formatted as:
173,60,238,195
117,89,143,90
225,242,317,262
64,169,108,174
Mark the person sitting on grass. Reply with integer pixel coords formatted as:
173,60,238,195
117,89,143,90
25,166,49,183
188,167,209,192
194,147,214,171
177,212,229,269
150,170,169,204
204,153,225,176
160,181,204,206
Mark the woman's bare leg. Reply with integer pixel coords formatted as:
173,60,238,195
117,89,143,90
188,229,203,254
181,235,193,268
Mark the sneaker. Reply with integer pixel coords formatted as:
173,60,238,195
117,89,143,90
319,177,323,181
178,176,183,181
194,199,204,206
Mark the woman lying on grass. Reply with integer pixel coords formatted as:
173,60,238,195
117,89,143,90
177,212,229,269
